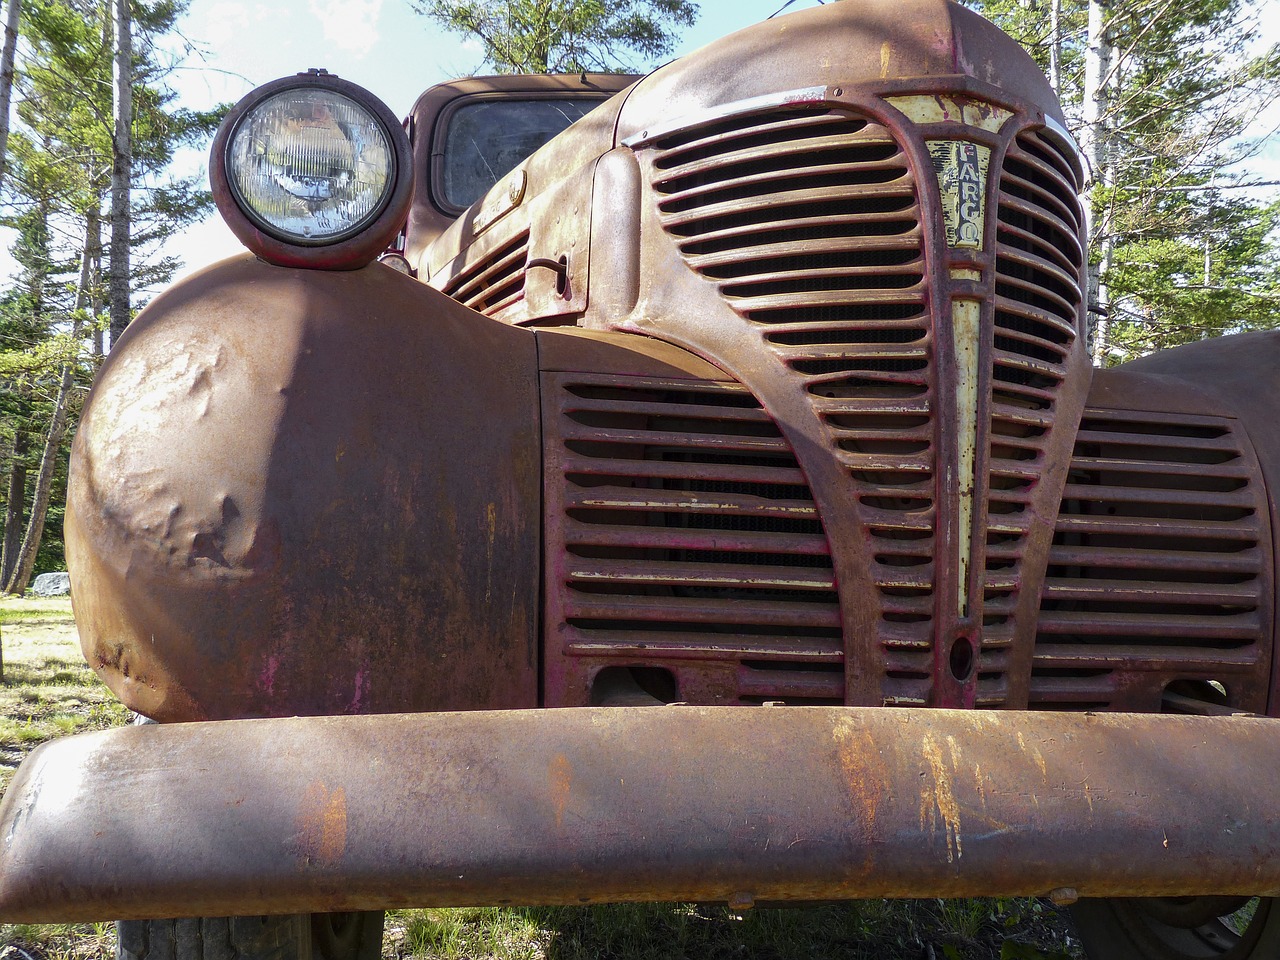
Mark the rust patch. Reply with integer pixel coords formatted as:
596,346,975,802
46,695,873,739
831,715,888,854
919,734,963,863
550,754,573,829
294,781,348,866
1016,731,1048,781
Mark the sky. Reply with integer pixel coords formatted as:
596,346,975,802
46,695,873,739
2,0,1277,285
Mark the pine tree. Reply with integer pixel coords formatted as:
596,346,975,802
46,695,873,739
414,0,699,74
964,0,1280,361
0,0,222,594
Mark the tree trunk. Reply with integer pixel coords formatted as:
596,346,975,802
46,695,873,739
1,429,29,586
0,0,19,189
1048,0,1062,97
76,205,97,314
2,207,99,595
89,206,104,359
108,0,132,349
1080,0,1112,363
3,365,74,595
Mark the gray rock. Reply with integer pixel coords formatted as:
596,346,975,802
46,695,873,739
31,571,71,597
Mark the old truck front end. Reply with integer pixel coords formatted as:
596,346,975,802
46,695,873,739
4,2,1280,958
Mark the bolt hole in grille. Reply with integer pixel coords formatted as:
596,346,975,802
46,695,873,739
543,373,844,706
1032,410,1271,713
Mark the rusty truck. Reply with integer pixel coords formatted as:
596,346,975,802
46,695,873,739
3,2,1280,959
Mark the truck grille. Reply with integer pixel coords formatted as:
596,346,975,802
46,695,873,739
439,229,529,317
1032,410,1271,712
644,101,1091,705
542,372,842,706
649,106,939,704
982,129,1086,701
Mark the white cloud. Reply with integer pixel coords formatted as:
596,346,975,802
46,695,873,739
201,2,268,53
307,0,384,58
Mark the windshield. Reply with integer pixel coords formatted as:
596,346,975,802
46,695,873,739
441,97,608,210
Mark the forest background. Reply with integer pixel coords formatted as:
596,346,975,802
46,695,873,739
0,0,1278,591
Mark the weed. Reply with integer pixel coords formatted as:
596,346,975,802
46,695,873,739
401,909,548,960
0,920,115,960
385,900,1082,960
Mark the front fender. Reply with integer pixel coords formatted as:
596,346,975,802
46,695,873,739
68,255,541,721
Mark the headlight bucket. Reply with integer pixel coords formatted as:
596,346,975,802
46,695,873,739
211,71,413,270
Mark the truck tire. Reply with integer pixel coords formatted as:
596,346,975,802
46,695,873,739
1070,897,1280,959
117,912,384,960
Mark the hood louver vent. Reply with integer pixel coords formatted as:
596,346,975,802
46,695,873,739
440,229,529,317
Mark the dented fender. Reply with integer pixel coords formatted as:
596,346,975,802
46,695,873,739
2,706,1279,922
67,255,542,722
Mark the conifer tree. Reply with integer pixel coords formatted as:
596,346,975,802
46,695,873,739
964,0,1280,360
0,0,221,594
414,0,698,74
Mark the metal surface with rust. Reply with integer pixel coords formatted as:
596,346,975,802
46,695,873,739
1033,363,1275,714
610,0,1068,142
65,255,542,721
404,73,637,268
1093,330,1280,715
531,0,1091,710
414,0,1280,717
3,706,1280,922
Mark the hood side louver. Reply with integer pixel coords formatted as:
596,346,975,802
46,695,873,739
440,229,530,317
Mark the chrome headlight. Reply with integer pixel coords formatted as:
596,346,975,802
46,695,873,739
212,72,412,270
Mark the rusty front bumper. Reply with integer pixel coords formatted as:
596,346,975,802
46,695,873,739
1,706,1277,922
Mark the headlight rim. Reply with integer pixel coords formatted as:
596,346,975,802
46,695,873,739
211,71,413,271
224,86,396,248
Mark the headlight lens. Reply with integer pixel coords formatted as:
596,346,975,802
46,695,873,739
226,88,395,245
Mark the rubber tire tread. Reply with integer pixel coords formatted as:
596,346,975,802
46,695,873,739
1070,897,1280,960
117,916,308,960
314,912,384,960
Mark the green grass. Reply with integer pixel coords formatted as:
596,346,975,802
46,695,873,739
0,608,1083,960
386,900,1081,959
0,602,131,796
0,595,75,625
1,901,1082,960
0,921,118,960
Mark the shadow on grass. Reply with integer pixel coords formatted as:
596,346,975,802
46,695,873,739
397,899,1082,960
